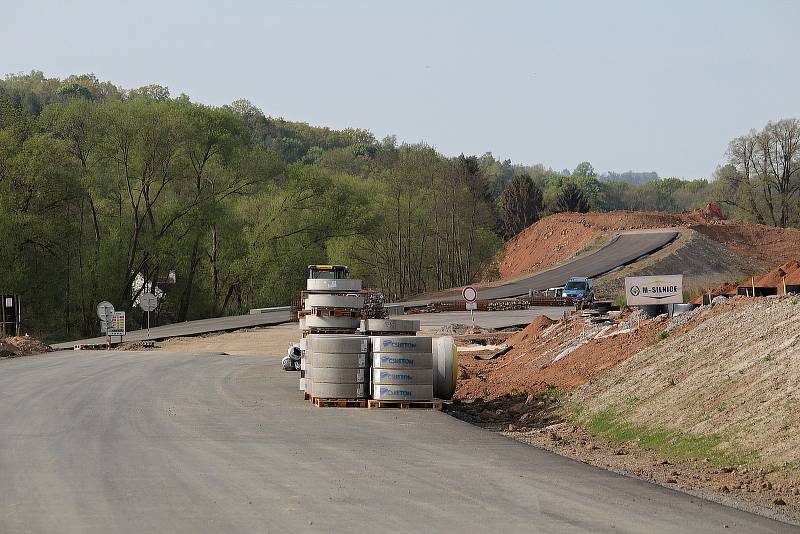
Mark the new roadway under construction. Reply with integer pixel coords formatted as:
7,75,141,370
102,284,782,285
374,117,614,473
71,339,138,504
0,349,790,533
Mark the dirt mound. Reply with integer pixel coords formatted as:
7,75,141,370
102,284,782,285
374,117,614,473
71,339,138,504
690,283,739,304
456,307,710,400
493,211,702,280
506,315,556,346
571,297,800,468
491,210,800,284
754,261,800,288
594,229,755,299
0,336,52,358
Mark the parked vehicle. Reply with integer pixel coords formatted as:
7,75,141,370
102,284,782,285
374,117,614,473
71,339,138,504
562,277,594,302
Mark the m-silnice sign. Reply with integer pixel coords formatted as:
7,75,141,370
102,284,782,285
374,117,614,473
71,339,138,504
624,275,684,305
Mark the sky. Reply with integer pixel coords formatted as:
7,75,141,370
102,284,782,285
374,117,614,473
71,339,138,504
2,0,798,179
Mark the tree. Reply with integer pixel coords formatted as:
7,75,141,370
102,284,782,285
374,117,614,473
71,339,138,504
499,174,543,237
572,161,596,178
719,119,800,227
555,182,590,213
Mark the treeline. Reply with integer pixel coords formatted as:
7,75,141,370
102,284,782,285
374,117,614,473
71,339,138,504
1,71,797,340
0,72,499,339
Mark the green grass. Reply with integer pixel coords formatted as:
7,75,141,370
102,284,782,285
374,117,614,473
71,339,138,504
613,295,627,308
571,408,753,467
659,331,670,340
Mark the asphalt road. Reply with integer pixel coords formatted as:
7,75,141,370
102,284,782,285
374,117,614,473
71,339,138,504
401,231,679,306
51,308,292,349
0,350,791,533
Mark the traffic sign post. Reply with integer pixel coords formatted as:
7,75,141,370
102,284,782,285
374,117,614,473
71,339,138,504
96,301,115,347
138,292,157,340
462,286,478,330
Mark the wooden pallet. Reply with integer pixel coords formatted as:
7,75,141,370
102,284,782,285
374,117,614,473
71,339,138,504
368,399,443,410
312,397,367,408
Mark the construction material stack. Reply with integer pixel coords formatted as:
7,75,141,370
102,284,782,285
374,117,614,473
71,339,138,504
306,334,369,402
299,265,367,401
370,336,435,402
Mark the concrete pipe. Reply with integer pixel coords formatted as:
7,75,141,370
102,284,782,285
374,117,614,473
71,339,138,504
311,352,368,369
671,303,699,316
304,315,360,330
371,352,433,369
304,293,364,310
372,384,434,401
307,334,368,354
372,368,433,385
432,336,457,400
312,367,367,383
370,336,433,353
360,318,420,334
310,382,366,399
306,278,362,292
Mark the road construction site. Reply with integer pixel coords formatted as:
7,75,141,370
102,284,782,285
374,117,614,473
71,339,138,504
6,208,800,531
0,347,792,533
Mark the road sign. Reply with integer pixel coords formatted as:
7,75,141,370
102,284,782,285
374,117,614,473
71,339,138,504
96,301,114,320
462,286,477,302
108,311,126,337
624,275,683,305
139,293,158,312
466,302,477,311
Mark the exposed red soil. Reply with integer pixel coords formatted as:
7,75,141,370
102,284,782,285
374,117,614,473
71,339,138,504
505,315,555,346
493,210,800,281
754,261,800,288
457,312,673,400
690,283,739,304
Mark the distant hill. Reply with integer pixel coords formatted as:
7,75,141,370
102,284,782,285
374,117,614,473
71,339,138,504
601,171,659,185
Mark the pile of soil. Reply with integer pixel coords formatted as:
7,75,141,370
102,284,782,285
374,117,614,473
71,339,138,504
571,296,800,470
754,261,800,289
691,283,739,304
491,210,800,282
456,308,709,400
0,336,52,358
505,315,556,346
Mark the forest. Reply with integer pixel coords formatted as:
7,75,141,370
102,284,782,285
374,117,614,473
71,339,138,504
1,71,798,341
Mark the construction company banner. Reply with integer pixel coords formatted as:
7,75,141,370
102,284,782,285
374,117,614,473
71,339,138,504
624,275,684,305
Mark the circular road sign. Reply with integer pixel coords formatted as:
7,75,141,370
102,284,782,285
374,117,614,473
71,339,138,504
462,286,478,302
96,301,114,320
139,293,158,312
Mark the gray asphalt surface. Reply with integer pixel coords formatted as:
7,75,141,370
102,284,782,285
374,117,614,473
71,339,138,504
51,308,292,349
1,350,792,533
401,231,679,306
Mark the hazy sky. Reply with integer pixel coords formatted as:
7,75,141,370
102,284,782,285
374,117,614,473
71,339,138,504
2,0,798,178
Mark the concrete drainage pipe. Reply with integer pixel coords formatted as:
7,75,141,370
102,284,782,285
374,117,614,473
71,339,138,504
304,294,364,310
370,336,433,353
307,335,368,354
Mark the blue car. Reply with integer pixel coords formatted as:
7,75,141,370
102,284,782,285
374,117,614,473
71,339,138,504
562,277,594,302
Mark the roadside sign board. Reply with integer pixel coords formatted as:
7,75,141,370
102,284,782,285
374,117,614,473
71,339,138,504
625,275,684,305
462,286,477,302
108,311,126,337
466,302,477,311
139,293,158,312
96,301,114,320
